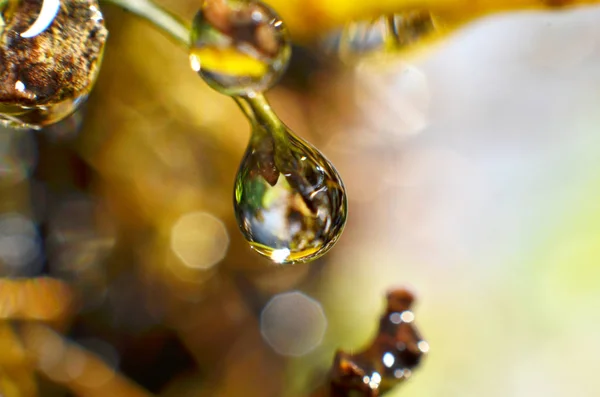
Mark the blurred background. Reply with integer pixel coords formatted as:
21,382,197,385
2,1,600,396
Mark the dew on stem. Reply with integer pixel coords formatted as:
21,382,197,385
189,0,348,264
234,112,347,264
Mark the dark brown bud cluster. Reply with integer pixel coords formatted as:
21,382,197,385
328,289,428,396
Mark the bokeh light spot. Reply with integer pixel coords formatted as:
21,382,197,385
170,212,229,270
390,312,402,324
0,213,41,276
383,351,395,368
260,291,327,357
400,310,415,323
0,128,37,184
355,60,430,138
418,340,430,353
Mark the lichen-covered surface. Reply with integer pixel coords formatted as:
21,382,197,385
0,0,107,106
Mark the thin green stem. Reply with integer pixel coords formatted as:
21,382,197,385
100,0,190,47
236,93,284,133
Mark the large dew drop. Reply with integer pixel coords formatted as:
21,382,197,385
0,0,107,129
234,122,347,264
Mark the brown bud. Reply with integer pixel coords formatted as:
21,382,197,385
326,288,427,396
386,288,415,314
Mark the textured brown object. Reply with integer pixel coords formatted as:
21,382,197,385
202,0,283,58
0,0,107,128
327,288,427,397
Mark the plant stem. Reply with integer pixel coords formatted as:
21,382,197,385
236,93,284,132
100,0,190,47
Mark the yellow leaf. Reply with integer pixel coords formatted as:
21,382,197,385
264,0,600,39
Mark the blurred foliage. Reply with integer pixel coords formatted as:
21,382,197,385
1,0,600,397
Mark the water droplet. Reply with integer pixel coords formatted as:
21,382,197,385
190,2,346,264
384,11,437,49
234,117,347,264
0,0,107,129
189,0,291,96
326,10,438,58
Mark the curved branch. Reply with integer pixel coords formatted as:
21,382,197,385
100,0,190,47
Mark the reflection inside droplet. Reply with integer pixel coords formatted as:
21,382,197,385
189,0,291,95
234,123,347,264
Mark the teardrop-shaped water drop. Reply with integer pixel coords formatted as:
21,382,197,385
234,124,347,264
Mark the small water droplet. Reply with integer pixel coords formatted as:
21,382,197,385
327,10,438,58
385,11,437,48
189,0,291,96
234,123,347,264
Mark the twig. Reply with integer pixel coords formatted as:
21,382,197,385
100,0,190,47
